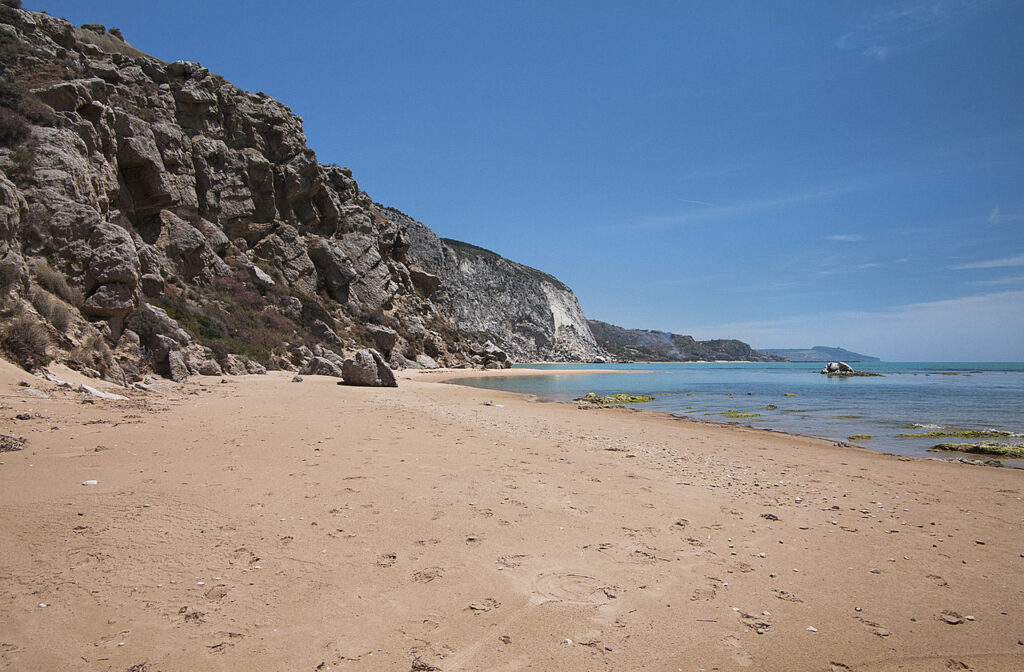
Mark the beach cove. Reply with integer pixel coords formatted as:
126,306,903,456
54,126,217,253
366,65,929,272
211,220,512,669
1,361,1022,671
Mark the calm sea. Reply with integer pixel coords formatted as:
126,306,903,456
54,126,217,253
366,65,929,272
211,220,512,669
454,362,1024,466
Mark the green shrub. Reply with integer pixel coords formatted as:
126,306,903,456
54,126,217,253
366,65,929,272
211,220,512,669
3,314,49,368
0,1,22,10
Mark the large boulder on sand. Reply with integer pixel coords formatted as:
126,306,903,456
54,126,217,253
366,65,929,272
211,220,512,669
301,356,343,378
341,348,397,387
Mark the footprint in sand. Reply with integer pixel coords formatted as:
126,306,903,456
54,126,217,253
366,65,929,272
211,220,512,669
376,553,397,568
411,567,444,583
533,572,611,605
854,615,891,637
721,634,753,667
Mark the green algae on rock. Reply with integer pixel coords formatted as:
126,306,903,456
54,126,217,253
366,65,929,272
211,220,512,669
575,392,655,406
928,442,1024,459
897,430,1013,439
848,435,873,440
719,410,761,418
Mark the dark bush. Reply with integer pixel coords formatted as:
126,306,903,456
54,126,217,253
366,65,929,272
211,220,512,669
17,95,56,126
208,339,230,363
80,23,105,34
3,314,49,368
109,27,123,40
0,78,24,108
0,259,20,294
1,1,22,10
8,143,34,184
0,107,30,147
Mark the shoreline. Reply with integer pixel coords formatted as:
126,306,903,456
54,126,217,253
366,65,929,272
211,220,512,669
1,362,1022,671
436,364,1024,469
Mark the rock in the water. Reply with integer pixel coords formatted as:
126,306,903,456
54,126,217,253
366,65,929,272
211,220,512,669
341,349,397,387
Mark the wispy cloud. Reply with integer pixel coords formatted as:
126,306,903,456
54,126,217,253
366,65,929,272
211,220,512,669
971,275,1024,286
836,1,986,61
824,234,864,242
950,253,1024,270
986,206,1024,225
619,183,865,231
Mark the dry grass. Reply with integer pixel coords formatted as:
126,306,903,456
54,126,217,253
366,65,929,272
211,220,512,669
69,333,114,375
3,314,49,368
31,259,82,306
29,285,73,332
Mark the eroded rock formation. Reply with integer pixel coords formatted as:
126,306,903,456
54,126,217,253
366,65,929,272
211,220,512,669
0,7,604,380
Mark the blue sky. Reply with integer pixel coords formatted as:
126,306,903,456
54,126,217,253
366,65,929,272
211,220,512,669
31,1,1024,360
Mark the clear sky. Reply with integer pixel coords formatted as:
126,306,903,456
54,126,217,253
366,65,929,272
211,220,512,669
29,1,1024,360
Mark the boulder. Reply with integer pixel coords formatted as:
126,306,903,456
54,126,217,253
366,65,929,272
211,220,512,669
301,356,343,378
81,282,136,317
414,354,439,370
366,324,398,353
822,361,855,374
341,349,397,387
197,359,222,376
167,350,189,382
308,238,357,302
389,351,409,370
409,268,441,297
221,354,249,376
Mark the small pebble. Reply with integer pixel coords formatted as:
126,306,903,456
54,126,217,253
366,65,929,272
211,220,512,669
807,626,818,632
37,603,47,608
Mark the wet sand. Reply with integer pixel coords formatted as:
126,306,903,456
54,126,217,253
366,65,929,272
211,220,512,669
1,361,1022,671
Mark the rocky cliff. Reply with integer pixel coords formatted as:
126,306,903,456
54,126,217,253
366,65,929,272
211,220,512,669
588,320,782,362
396,208,604,362
0,7,598,381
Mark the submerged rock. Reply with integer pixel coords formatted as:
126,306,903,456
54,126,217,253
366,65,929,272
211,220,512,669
821,361,882,377
575,392,654,407
928,442,1024,459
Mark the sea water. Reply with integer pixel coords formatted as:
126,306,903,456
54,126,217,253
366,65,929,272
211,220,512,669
454,362,1024,466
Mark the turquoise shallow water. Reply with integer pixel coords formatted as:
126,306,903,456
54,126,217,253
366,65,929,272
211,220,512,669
454,362,1024,466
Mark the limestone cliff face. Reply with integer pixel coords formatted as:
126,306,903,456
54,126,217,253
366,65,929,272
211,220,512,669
0,7,606,380
396,209,604,362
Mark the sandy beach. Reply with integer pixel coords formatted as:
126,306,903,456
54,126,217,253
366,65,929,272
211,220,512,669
1,362,1022,672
